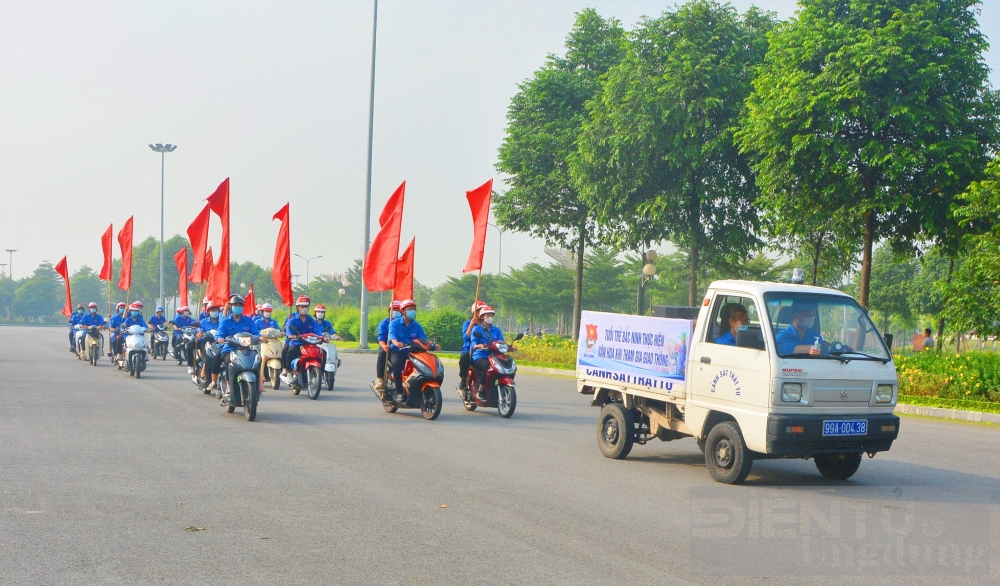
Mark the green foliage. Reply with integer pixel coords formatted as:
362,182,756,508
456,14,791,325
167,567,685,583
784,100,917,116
70,266,106,309
513,335,576,369
896,351,1000,402
897,395,1000,414
333,307,362,342
420,308,467,351
12,263,63,322
432,273,496,311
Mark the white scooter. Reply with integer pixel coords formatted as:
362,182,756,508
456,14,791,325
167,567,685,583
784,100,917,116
117,325,149,378
320,340,341,390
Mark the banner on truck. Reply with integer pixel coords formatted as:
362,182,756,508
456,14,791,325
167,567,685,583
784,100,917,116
577,310,693,394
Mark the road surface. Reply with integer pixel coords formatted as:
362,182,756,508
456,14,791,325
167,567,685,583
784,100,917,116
2,326,998,584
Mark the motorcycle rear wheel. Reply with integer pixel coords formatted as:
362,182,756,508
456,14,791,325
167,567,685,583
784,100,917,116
421,386,443,421
383,400,398,413
325,371,335,391
307,367,321,400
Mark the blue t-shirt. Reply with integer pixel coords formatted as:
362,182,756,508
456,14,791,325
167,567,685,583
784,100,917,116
285,314,322,347
149,315,167,328
122,315,148,330
173,315,197,328
80,313,106,327
715,331,736,346
471,324,504,361
69,312,84,328
215,315,260,354
109,313,125,330
316,318,336,336
254,316,279,330
460,319,472,353
377,318,391,343
388,317,427,353
775,325,822,355
198,317,221,335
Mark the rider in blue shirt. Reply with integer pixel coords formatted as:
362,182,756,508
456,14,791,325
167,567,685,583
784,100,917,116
80,303,106,327
254,303,280,330
189,302,222,387
121,303,148,330
387,300,428,399
108,302,126,357
282,295,326,377
68,304,85,351
148,306,167,330
458,301,484,391
774,303,823,356
374,301,401,390
215,295,260,407
470,305,503,395
171,306,196,353
314,305,336,336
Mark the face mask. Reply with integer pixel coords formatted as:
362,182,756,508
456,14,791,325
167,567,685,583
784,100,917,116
183,312,191,318
130,311,139,317
391,311,401,319
77,309,84,314
801,316,815,328
298,307,308,316
232,306,244,316
316,313,325,320
89,309,96,314
405,310,416,320
484,316,494,325
118,308,125,314
209,311,220,319
263,312,271,319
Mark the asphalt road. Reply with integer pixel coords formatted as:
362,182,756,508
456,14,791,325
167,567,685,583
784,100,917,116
2,326,999,585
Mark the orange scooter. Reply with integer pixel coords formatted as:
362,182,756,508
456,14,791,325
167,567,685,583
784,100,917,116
370,338,444,420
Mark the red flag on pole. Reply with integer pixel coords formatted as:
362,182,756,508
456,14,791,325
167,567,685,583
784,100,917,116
463,179,493,273
187,203,211,284
271,203,294,306
55,256,72,317
174,247,188,307
245,283,256,316
206,178,230,304
363,181,405,291
394,238,415,302
117,216,134,290
99,224,113,281
203,248,215,304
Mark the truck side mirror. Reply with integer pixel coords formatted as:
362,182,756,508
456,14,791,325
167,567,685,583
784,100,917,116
736,329,764,350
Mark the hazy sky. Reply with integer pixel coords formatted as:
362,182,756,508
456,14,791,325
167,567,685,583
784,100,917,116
1,1,998,286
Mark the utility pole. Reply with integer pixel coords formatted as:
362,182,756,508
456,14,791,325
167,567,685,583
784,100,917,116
148,143,177,311
359,0,379,350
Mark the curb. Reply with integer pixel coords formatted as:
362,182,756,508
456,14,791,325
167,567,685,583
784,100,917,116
894,403,1000,425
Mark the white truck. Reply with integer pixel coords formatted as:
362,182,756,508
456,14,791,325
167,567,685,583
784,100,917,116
576,280,900,484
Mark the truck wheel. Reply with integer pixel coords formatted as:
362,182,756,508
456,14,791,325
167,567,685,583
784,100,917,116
705,421,753,485
597,403,635,460
814,453,862,480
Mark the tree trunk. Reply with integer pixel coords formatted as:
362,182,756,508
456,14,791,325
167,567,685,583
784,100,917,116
858,211,875,309
688,241,699,308
811,234,823,286
572,224,585,339
936,256,954,352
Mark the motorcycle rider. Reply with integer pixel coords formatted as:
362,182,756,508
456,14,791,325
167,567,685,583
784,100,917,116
148,306,167,346
116,301,148,359
282,295,328,384
77,302,106,352
108,302,127,357
215,294,260,407
374,301,402,391
199,297,211,320
387,299,428,402
470,305,504,400
458,301,485,391
68,303,85,351
254,303,279,330
191,301,223,387
171,305,196,352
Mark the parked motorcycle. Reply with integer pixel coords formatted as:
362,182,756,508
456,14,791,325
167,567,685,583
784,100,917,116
174,327,196,366
320,340,341,390
370,338,443,420
150,326,169,360
116,325,148,378
217,332,262,421
259,327,284,390
458,332,522,418
287,333,325,400
83,326,104,366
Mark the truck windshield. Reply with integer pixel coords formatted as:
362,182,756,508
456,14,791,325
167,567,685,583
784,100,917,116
763,292,890,361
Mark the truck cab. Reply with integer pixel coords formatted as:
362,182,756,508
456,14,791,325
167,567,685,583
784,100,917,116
578,280,900,484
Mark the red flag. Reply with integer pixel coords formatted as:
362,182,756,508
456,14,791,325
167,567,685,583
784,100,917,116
203,248,215,304
187,203,211,284
99,224,113,281
206,178,230,304
394,238,415,302
174,247,188,307
55,256,72,318
363,181,405,291
245,283,256,316
117,216,134,290
463,179,493,273
271,203,294,306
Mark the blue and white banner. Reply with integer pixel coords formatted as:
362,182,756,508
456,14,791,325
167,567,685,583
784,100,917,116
577,310,693,394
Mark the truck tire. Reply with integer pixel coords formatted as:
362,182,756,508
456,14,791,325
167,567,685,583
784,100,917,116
705,421,753,485
814,453,862,480
597,403,635,460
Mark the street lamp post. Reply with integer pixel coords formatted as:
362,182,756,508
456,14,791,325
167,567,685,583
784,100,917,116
338,288,346,307
359,0,379,350
5,249,16,279
637,250,658,315
293,254,323,285
148,143,177,311
488,223,503,275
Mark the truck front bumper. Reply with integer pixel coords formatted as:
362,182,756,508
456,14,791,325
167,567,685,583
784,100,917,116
765,413,900,457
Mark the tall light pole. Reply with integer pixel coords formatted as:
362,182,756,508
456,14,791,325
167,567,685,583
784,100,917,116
294,253,322,285
5,249,15,279
359,0,379,350
149,143,177,311
488,223,503,275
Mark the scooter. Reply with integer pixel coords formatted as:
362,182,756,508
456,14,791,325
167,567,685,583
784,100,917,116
83,326,104,366
217,332,262,421
259,327,284,390
193,330,219,394
320,340,341,390
287,333,325,400
150,326,170,360
174,327,196,365
73,325,88,359
117,325,148,378
458,333,522,418
370,338,443,420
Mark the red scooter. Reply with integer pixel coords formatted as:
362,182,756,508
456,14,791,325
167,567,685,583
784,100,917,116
458,332,523,418
288,333,326,400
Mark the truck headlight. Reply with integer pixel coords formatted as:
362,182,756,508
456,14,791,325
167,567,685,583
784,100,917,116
781,382,802,402
875,384,894,403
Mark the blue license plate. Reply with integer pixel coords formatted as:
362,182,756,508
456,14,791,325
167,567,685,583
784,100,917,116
823,419,867,436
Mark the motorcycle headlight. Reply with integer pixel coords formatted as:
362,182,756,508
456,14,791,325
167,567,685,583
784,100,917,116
411,358,432,377
781,382,802,403
875,384,894,403
239,337,252,347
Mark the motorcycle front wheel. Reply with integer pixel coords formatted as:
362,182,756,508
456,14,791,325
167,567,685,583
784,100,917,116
421,386,443,421
307,366,321,400
270,367,281,390
497,385,517,418
242,381,259,421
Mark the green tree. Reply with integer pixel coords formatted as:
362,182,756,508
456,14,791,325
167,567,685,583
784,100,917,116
0,275,15,320
70,266,106,309
582,248,631,312
866,245,919,332
431,273,496,312
737,0,1000,309
12,263,63,322
495,8,626,338
574,1,774,307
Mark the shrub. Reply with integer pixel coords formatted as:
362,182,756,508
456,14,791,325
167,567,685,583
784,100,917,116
334,308,361,341
512,335,576,368
895,352,1000,402
420,308,467,351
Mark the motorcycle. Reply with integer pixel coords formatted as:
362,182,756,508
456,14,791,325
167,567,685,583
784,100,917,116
217,332,262,421
117,325,148,378
458,332,522,418
73,325,88,359
259,327,284,390
150,326,170,360
287,333,325,400
174,327,196,365
82,326,104,366
320,340,341,390
370,337,443,420
193,329,219,394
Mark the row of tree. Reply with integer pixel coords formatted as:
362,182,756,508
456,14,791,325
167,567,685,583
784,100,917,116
494,0,1000,338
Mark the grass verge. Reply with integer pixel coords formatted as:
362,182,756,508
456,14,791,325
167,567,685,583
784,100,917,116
897,394,1000,415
